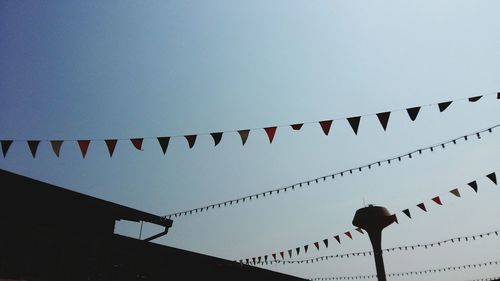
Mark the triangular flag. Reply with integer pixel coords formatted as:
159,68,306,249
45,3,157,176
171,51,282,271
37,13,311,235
272,253,277,261
403,209,413,218
417,203,427,212
355,228,364,234
468,96,482,102
105,139,118,157
406,106,421,121
438,101,452,112
288,249,292,258
334,235,341,244
497,92,500,99
323,239,329,248
264,127,277,143
27,140,40,158
185,135,197,149
449,188,461,197
50,140,63,157
130,138,143,150
290,123,303,130
157,137,170,154
1,140,13,157
210,132,223,146
238,130,250,146
279,251,284,260
314,242,320,250
391,214,398,224
376,112,391,131
432,196,442,205
78,140,90,158
295,247,300,255
347,116,361,135
345,231,353,239
468,181,478,192
319,120,333,136
304,245,309,254
486,172,497,185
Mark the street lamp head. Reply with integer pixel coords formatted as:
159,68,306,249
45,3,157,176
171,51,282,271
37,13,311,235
352,204,394,232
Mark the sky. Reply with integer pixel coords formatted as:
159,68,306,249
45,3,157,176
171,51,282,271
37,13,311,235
1,0,500,280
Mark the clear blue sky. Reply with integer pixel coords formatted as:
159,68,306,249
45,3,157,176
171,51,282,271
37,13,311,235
1,1,500,280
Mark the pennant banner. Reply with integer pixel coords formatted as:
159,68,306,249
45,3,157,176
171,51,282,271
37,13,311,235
1,92,498,158
165,125,499,218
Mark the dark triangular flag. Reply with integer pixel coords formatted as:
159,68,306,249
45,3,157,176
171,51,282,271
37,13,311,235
288,249,292,258
468,181,478,192
334,235,340,244
376,112,391,131
323,239,328,248
264,127,277,143
486,172,497,185
210,132,223,146
347,116,361,135
355,227,364,234
391,214,398,224
78,140,90,158
105,139,118,157
406,106,421,121
290,123,303,130
319,120,333,136
157,137,170,154
238,130,250,146
497,92,500,99
272,253,277,261
468,96,482,102
1,140,13,157
50,140,63,157
279,251,284,260
345,231,353,239
417,203,427,212
403,209,412,219
185,135,197,148
304,245,309,254
432,196,442,205
295,247,300,255
438,101,452,112
449,188,461,197
130,138,143,150
314,242,319,250
27,140,40,158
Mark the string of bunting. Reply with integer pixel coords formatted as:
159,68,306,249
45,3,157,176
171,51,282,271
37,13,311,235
309,260,500,280
238,172,497,265
245,228,500,265
165,123,499,218
1,92,498,159
465,277,500,281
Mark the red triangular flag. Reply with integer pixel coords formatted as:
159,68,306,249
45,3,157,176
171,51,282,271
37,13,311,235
130,138,143,150
345,231,353,239
264,127,277,143
238,130,250,146
323,239,329,248
78,140,90,158
105,139,118,157
355,228,364,234
334,235,341,244
347,116,361,135
391,214,398,224
185,135,197,149
406,106,421,121
314,242,320,250
449,188,461,197
290,123,303,130
486,172,497,185
210,132,223,146
468,96,482,102
319,120,333,136
438,101,452,112
157,137,170,155
1,140,13,157
432,196,442,205
417,203,427,212
27,140,40,158
279,251,284,260
403,209,411,219
50,140,63,157
376,112,391,131
468,181,478,192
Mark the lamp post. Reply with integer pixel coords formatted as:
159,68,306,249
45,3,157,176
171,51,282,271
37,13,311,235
352,205,395,281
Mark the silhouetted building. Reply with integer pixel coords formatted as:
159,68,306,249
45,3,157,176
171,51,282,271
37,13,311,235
0,169,305,281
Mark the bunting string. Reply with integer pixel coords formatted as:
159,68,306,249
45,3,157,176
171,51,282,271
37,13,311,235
309,260,500,280
245,228,500,265
1,92,498,158
465,277,500,281
238,171,498,265
165,123,499,218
